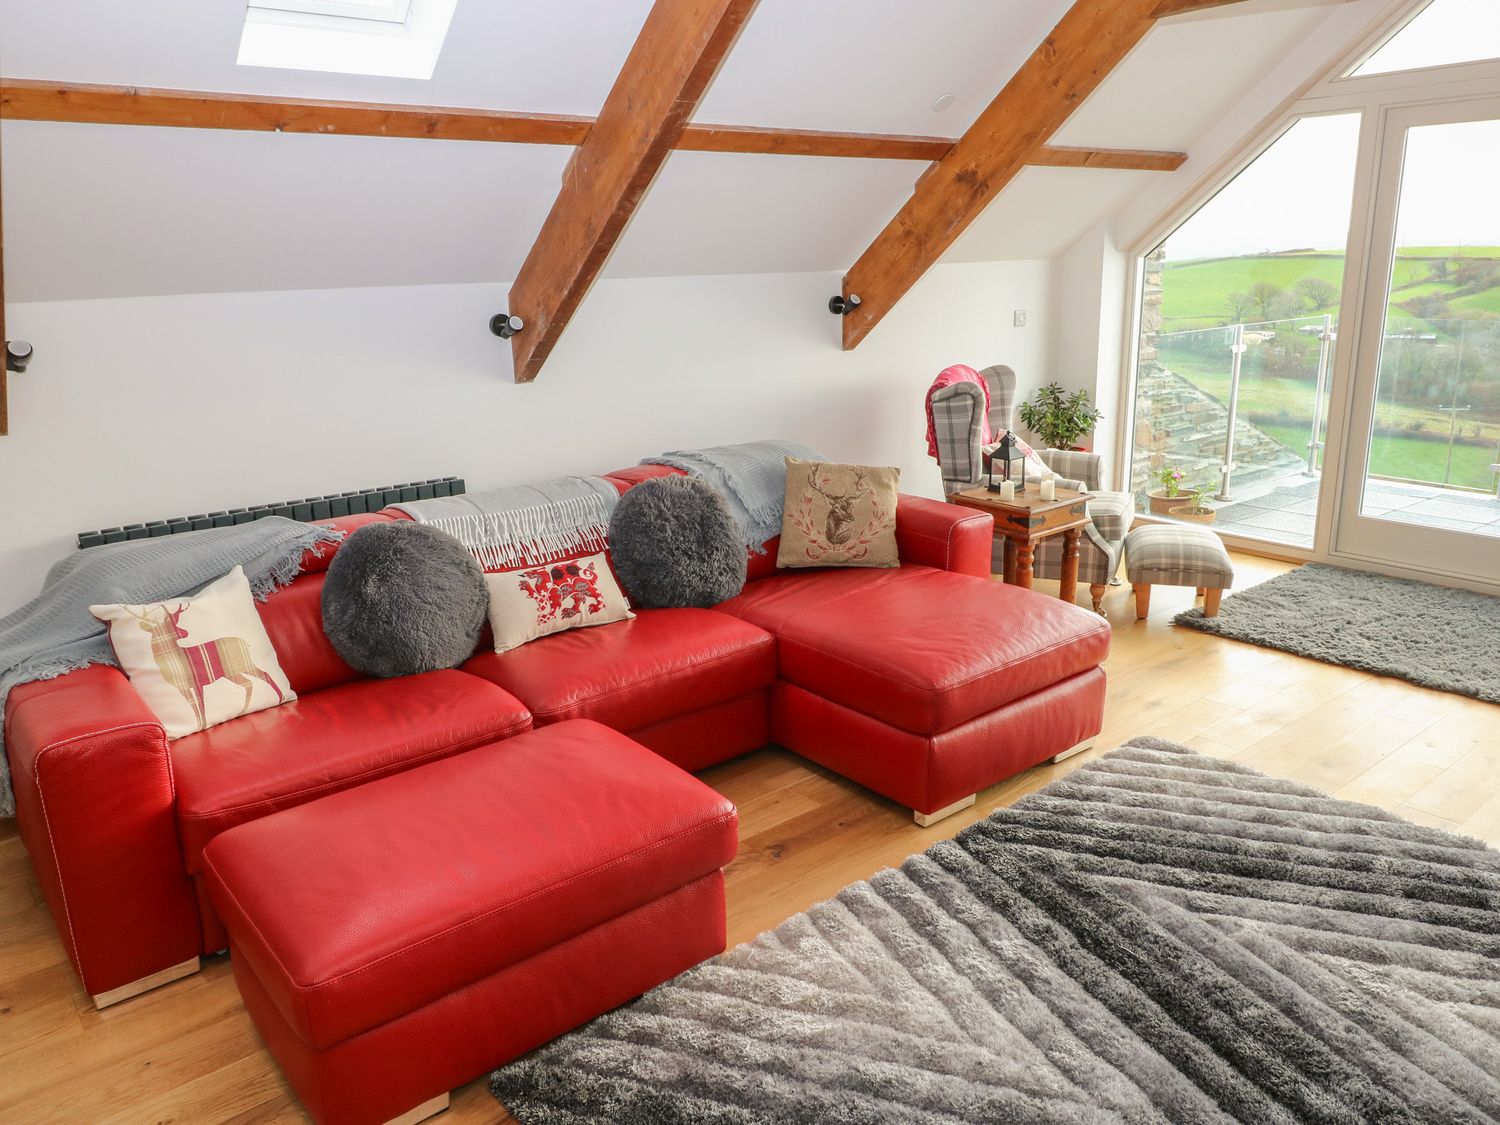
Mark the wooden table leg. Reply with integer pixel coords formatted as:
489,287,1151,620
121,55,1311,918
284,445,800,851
1002,538,1017,585
1014,539,1034,589
1059,527,1080,606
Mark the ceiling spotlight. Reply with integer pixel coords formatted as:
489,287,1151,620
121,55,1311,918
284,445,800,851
930,92,955,113
489,313,524,339
828,294,861,316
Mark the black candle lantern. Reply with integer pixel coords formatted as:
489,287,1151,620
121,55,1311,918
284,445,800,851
986,431,1026,494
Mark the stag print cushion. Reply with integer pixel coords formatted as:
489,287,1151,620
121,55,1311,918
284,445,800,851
484,551,634,654
90,566,295,739
777,457,900,569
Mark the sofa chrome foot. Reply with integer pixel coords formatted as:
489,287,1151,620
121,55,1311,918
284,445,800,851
1050,739,1094,765
913,794,976,827
90,956,200,1009
384,1091,449,1125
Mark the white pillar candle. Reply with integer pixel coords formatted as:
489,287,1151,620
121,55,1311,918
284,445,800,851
1040,478,1056,501
999,480,1016,502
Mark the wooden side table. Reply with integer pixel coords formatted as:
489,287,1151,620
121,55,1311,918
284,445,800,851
951,486,1090,605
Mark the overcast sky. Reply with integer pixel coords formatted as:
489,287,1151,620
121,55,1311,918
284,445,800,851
1163,0,1500,263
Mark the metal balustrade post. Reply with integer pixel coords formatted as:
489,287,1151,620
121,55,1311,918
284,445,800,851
1305,314,1333,477
1438,402,1471,486
1217,322,1245,502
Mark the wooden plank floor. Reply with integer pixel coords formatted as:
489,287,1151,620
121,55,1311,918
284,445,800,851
2,552,1496,1123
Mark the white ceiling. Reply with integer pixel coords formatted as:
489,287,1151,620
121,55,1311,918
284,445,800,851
0,0,1362,301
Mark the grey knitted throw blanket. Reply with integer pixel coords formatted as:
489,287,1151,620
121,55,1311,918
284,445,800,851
642,439,823,551
0,517,341,817
393,476,620,570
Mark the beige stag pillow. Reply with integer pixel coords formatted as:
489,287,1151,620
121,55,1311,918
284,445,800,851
485,552,635,654
90,566,295,739
777,457,900,569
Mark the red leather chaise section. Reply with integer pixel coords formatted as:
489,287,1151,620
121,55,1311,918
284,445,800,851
173,671,532,874
719,566,1111,734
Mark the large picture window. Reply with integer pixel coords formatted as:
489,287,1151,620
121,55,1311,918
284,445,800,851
1129,115,1361,546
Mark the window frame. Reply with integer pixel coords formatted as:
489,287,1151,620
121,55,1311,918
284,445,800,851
1342,0,1500,82
1111,0,1500,589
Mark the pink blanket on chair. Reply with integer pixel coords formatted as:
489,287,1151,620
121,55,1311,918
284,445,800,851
925,364,993,461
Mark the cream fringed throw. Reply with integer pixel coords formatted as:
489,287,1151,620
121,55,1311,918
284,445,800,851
394,476,620,570
0,517,341,816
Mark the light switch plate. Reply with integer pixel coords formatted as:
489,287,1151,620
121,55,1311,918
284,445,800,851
1013,309,1028,328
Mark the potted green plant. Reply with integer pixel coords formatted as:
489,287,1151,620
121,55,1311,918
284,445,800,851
1147,464,1187,515
1017,383,1102,451
1169,483,1217,525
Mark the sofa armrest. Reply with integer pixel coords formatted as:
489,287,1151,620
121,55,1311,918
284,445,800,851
895,494,993,579
5,666,201,998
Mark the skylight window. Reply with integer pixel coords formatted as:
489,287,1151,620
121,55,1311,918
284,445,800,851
1349,0,1500,76
238,0,456,81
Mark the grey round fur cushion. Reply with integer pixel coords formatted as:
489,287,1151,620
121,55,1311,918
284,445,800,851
609,476,747,608
321,521,488,678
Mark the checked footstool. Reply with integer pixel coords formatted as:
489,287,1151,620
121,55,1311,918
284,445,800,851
1125,523,1234,619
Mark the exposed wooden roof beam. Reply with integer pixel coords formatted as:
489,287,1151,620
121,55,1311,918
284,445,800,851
506,0,759,383
0,80,597,145
1028,145,1187,172
837,0,1228,350
1151,0,1252,15
681,123,951,161
0,120,8,436
0,80,1184,171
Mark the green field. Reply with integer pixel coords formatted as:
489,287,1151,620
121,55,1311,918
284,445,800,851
1159,247,1500,330
1156,342,1500,444
1257,422,1499,491
1156,328,1500,493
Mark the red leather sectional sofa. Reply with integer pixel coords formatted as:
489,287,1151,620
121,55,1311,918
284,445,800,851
3,461,1110,1008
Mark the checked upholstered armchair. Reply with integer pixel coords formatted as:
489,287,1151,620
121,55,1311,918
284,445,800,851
930,364,1133,614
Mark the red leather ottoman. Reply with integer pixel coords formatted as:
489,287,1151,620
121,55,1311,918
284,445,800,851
202,720,738,1125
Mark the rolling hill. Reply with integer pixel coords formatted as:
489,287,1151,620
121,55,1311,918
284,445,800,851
1159,247,1500,330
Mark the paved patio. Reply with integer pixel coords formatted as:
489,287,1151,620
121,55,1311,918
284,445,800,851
1208,475,1500,546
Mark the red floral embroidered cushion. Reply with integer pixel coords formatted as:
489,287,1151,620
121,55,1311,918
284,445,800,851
776,457,900,569
484,551,635,653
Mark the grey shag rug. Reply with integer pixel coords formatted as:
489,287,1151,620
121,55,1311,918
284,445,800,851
1175,562,1500,704
491,737,1500,1124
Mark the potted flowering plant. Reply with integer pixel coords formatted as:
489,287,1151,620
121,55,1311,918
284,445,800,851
1169,484,1217,525
1147,464,1188,515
